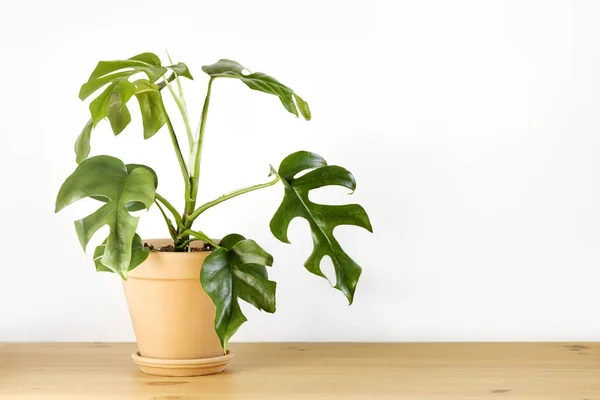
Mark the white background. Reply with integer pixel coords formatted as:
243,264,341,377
1,0,599,342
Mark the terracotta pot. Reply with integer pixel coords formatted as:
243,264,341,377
123,238,234,376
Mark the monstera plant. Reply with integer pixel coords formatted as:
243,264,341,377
55,52,372,356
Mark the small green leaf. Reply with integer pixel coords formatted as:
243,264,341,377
133,80,166,139
201,234,276,351
270,151,372,304
202,59,311,121
168,62,194,80
293,94,311,120
93,234,149,278
55,156,156,274
106,92,132,135
89,79,136,126
74,119,93,164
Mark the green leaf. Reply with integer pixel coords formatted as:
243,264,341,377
124,163,158,211
88,79,136,127
81,55,166,99
201,234,276,351
106,92,132,135
133,80,166,139
90,163,158,212
75,79,168,163
168,62,194,80
293,94,311,120
93,234,149,278
79,52,192,129
270,151,372,304
75,53,193,164
55,156,156,274
129,52,162,66
126,163,158,187
202,59,311,121
74,119,93,164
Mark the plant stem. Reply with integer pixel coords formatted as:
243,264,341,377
154,200,177,240
165,51,185,98
165,79,194,147
177,229,220,249
161,99,191,202
185,78,214,222
155,193,183,229
185,176,281,226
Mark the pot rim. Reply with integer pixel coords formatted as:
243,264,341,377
127,238,218,280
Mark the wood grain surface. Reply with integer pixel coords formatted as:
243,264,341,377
0,342,597,399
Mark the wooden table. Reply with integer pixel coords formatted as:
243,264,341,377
0,343,598,399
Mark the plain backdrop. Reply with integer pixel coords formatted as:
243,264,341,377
0,0,599,342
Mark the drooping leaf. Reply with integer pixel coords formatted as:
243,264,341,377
202,59,311,120
106,92,132,135
201,234,276,351
270,151,372,304
55,156,156,274
93,234,149,278
74,53,192,164
74,119,93,164
79,52,192,131
79,53,165,101
133,80,167,139
168,62,194,80
75,79,168,163
87,76,137,127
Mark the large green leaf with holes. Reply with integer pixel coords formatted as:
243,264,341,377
55,156,156,274
270,151,372,304
79,52,165,126
202,59,311,120
75,53,193,163
74,79,167,164
201,234,276,351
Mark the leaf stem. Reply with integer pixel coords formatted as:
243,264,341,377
177,229,220,249
155,193,183,229
165,51,185,98
186,175,280,225
160,99,191,202
154,200,177,240
165,79,194,147
185,78,214,221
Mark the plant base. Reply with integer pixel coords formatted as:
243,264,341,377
131,350,234,377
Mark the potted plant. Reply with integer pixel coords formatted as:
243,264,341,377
55,52,372,376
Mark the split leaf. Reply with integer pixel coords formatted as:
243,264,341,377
201,234,276,350
270,151,372,304
202,59,311,120
55,156,156,274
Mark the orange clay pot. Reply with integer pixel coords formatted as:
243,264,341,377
123,239,234,376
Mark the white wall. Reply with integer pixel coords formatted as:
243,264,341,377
1,0,599,342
